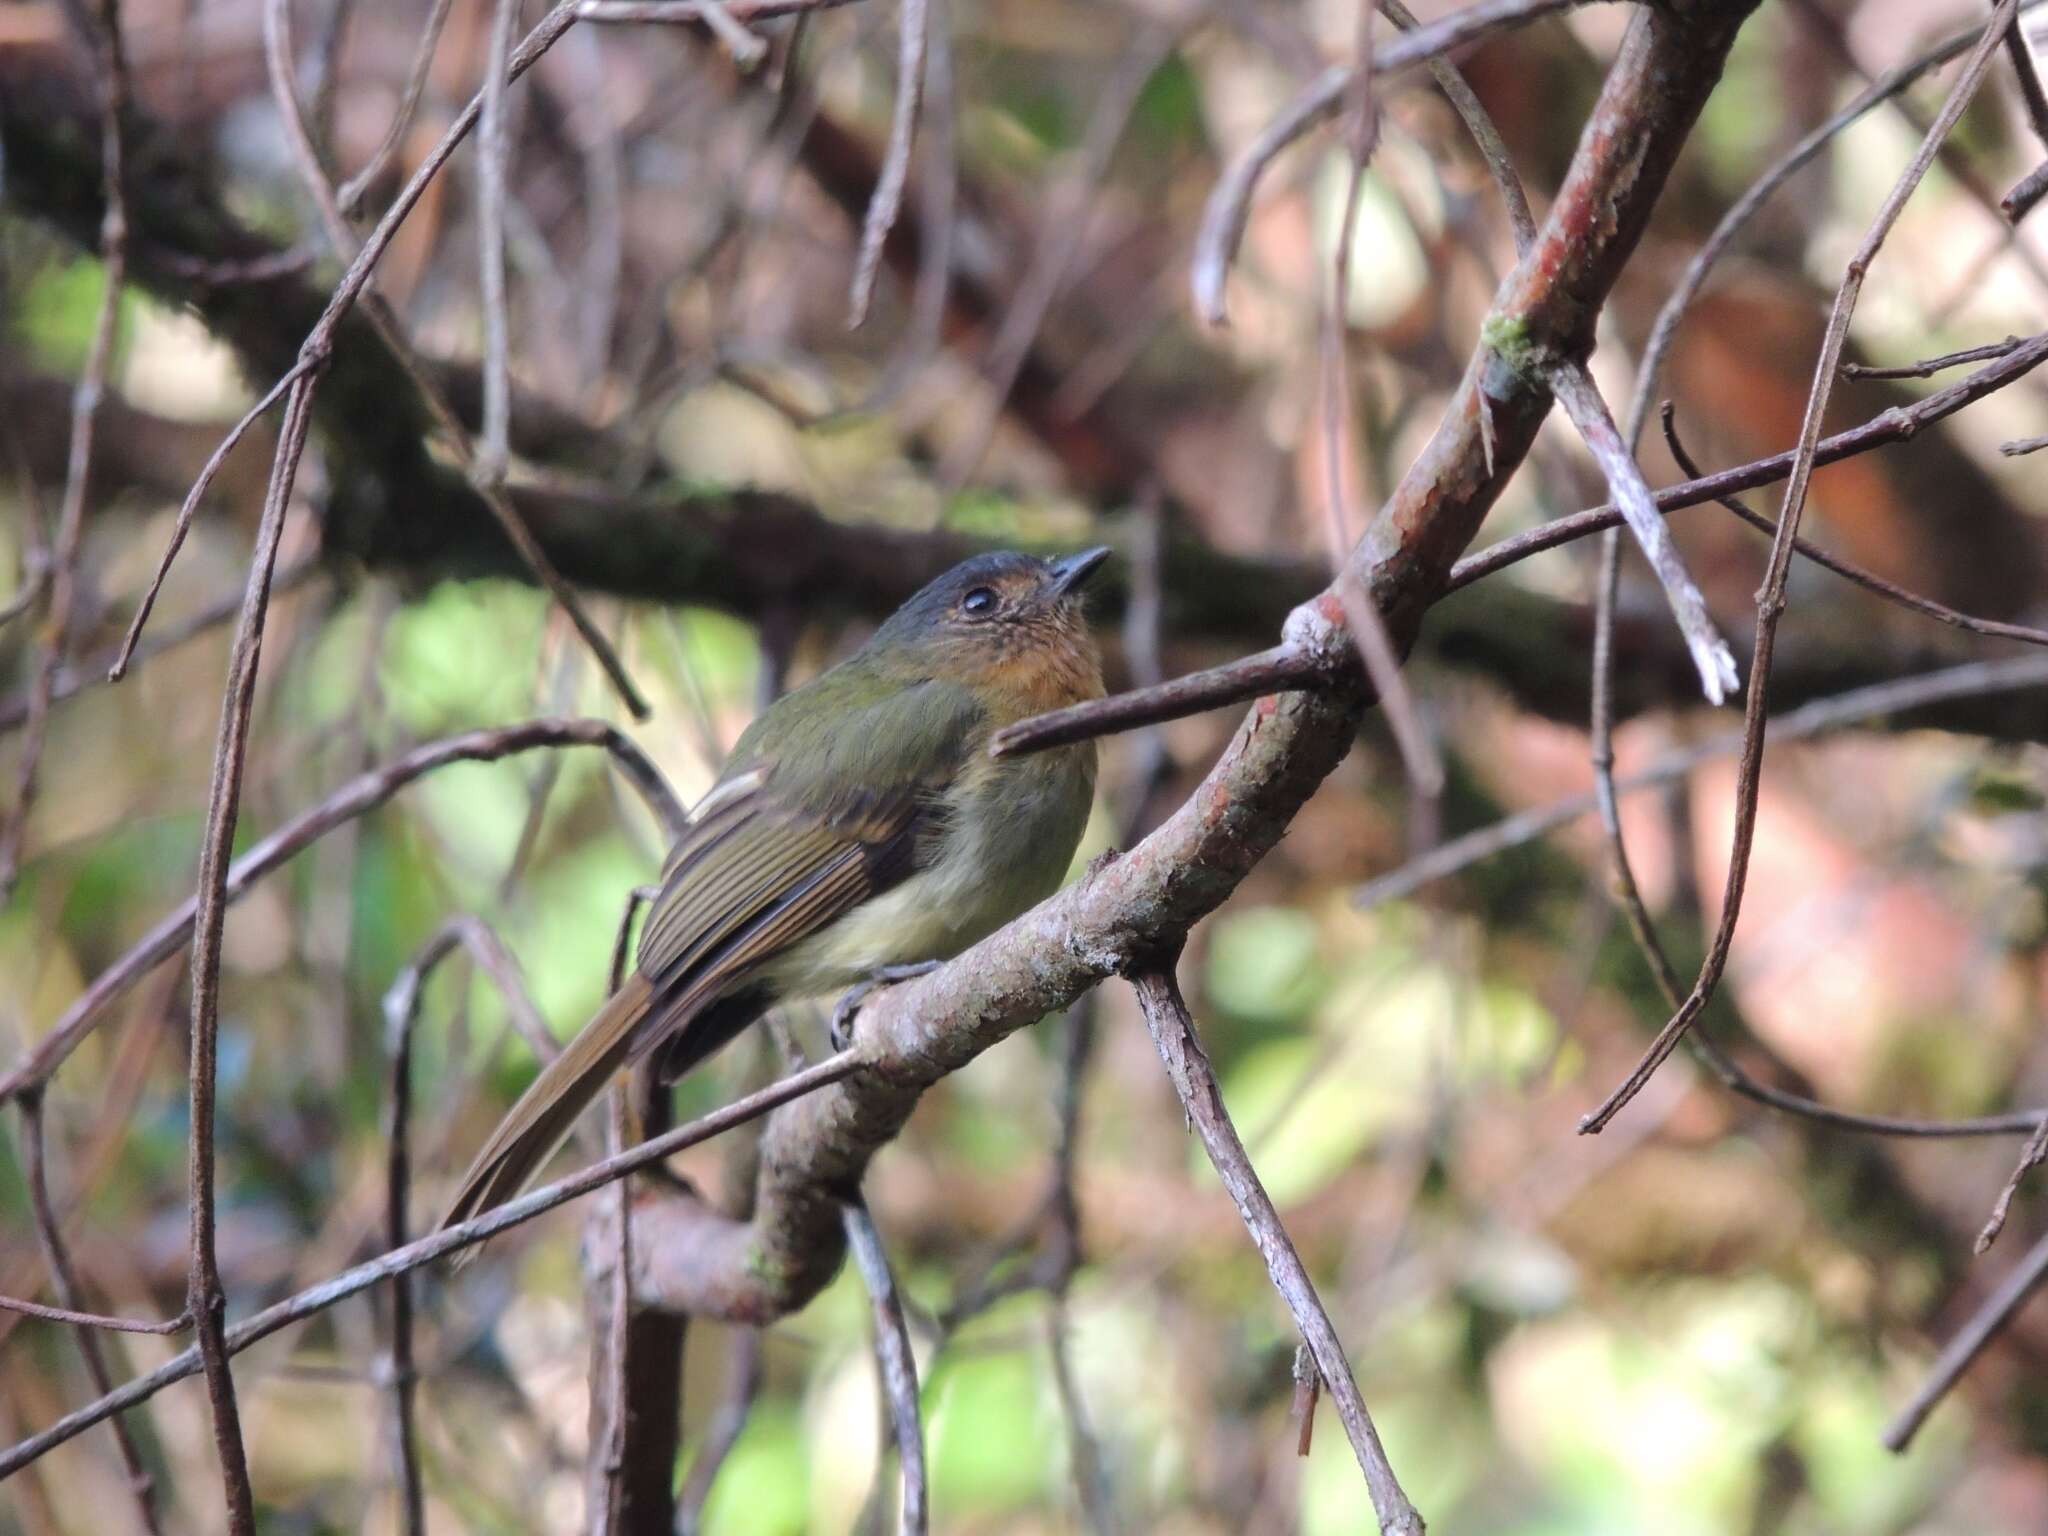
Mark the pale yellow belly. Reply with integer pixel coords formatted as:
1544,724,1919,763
761,742,1094,997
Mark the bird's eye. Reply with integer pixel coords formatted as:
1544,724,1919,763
960,586,999,619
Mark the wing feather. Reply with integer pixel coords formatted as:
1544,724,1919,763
631,677,984,1002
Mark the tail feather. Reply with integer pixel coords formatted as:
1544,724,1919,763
440,974,658,1248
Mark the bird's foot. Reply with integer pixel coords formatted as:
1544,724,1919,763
829,961,943,1050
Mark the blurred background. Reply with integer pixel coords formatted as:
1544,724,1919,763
5,0,2048,1530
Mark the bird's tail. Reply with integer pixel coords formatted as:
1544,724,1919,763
440,972,658,1251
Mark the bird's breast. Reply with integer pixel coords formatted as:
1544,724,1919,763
763,740,1096,996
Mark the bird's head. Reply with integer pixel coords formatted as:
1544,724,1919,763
866,548,1111,714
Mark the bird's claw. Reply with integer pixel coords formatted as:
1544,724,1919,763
829,961,943,1050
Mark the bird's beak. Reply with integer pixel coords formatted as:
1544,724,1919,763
1047,546,1112,599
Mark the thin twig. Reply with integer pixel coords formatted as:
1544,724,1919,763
2005,0,2048,148
336,0,457,212
1580,0,2021,1135
262,0,652,717
0,1294,190,1334
1977,1117,2048,1253
1884,1224,2048,1451
2002,430,2048,455
586,882,685,1534
1356,650,2048,930
2005,159,2048,221
1129,967,1423,1536
989,643,1328,760
377,938,441,1536
1786,0,2048,304
847,0,928,326
1550,360,1737,703
1191,0,1590,325
1449,329,2048,589
0,969,181,1361
1626,2,2023,451
16,1091,169,1536
0,1051,864,1480
373,911,574,1528
594,1088,635,1536
1320,22,1447,827
110,355,320,678
182,376,322,1536
2004,0,2048,218
0,717,683,1104
844,1201,929,1536
1841,334,2028,379
475,0,521,485
576,0,859,23
3,560,319,736
0,0,130,902
1379,0,1534,251
1660,404,2048,649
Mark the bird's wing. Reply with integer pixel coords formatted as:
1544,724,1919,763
632,674,983,1001
440,677,984,1234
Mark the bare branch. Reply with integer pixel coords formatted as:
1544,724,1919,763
1841,334,2030,379
3,560,319,738
844,1201,929,1536
182,372,320,1536
1129,967,1422,1536
1356,651,2048,917
1320,24,1446,826
16,1090,170,1536
848,0,928,326
1192,0,1591,325
0,1294,189,1336
996,326,2048,765
1660,405,2048,649
378,943,439,1536
1581,0,2022,1135
990,643,1328,760
475,0,522,486
1549,360,1737,703
576,0,859,25
1977,1117,2048,1254
0,0,130,902
110,354,321,679
0,1051,864,1480
1448,329,2048,590
1380,0,1534,251
1628,5,2022,452
1884,1224,2048,1451
2004,0,2048,218
261,0,654,719
0,718,683,1104
335,0,456,213
2005,159,2048,221
585,884,686,1536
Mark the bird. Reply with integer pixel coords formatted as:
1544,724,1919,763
440,546,1111,1232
